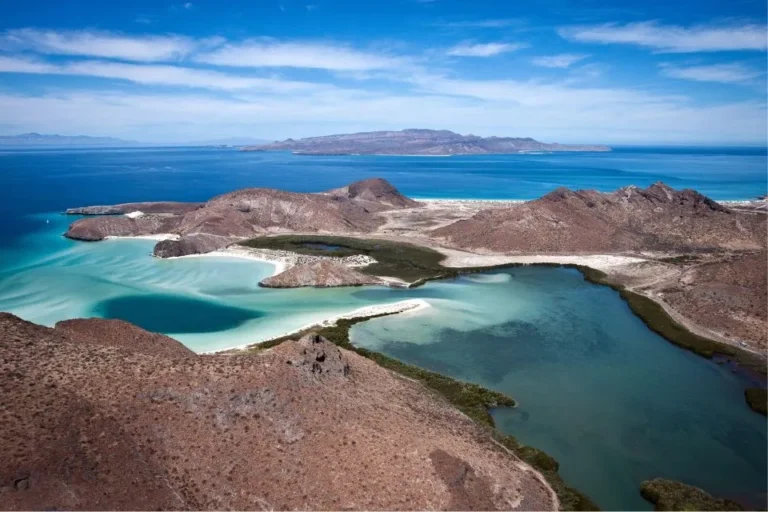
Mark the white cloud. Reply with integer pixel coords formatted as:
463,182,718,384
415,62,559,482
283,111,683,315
532,54,588,68
0,29,203,61
0,56,326,92
196,40,407,70
559,21,768,53
446,42,526,57
660,63,762,84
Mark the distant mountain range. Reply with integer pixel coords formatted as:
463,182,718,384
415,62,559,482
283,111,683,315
0,133,270,148
244,129,611,155
0,133,143,147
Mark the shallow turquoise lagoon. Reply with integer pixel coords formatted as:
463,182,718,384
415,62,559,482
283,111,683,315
351,270,767,510
0,214,765,510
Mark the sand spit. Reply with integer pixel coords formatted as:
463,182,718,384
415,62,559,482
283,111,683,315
212,298,431,354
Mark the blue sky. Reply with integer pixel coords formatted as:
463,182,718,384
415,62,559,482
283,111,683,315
0,0,765,144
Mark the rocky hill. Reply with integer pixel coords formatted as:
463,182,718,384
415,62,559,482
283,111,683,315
245,129,610,155
432,182,766,253
64,178,421,256
0,313,556,510
260,260,383,288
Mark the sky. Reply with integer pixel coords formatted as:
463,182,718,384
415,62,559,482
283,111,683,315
0,0,766,145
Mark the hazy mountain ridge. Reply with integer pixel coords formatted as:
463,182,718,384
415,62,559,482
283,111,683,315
246,129,611,155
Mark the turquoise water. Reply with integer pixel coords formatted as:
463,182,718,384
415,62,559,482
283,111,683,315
351,269,768,510
0,147,765,509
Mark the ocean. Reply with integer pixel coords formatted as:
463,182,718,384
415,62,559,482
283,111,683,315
0,145,765,510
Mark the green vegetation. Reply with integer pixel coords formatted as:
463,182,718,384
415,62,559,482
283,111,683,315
745,388,767,415
246,311,599,511
239,235,453,282
494,433,600,511
571,265,767,376
639,478,743,511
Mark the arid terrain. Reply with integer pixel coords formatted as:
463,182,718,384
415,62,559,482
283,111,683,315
63,179,767,353
0,313,557,510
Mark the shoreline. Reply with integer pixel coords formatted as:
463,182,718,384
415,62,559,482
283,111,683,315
206,298,430,354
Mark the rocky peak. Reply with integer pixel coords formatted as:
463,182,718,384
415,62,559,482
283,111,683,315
287,333,351,378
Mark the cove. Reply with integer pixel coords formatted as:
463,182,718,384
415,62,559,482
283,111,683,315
350,267,767,510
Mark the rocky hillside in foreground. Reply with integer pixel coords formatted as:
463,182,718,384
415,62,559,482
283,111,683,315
245,129,610,155
0,313,556,511
433,182,767,253
64,178,420,257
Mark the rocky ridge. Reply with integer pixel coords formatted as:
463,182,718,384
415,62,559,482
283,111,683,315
0,313,556,510
246,129,610,155
64,178,421,254
432,182,766,253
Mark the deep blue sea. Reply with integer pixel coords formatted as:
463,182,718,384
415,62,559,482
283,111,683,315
1,145,766,245
0,146,766,510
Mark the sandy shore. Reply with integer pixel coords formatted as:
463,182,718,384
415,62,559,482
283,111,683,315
435,247,646,272
209,298,431,354
105,233,180,241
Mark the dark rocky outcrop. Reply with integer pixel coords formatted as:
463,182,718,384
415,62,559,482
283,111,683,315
245,129,610,155
0,312,556,510
433,182,766,253
640,478,743,511
325,177,421,210
260,260,382,288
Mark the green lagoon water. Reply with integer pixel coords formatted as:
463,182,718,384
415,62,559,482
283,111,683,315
0,213,765,510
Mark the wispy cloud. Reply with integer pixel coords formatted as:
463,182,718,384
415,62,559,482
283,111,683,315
0,29,202,62
532,53,588,68
434,19,524,28
0,56,326,92
660,62,763,84
446,42,526,57
196,40,407,70
559,21,768,53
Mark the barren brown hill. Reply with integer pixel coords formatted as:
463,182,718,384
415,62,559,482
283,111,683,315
0,313,556,511
661,251,768,349
432,183,766,253
64,178,422,255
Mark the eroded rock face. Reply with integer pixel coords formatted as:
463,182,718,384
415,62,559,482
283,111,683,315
0,313,557,511
260,260,382,288
433,182,766,253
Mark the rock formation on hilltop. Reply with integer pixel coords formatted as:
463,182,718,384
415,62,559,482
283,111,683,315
432,182,766,253
0,313,557,510
245,129,610,155
64,178,422,255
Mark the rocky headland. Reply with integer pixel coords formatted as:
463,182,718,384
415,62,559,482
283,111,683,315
260,260,384,288
0,312,557,510
65,178,419,255
244,129,610,155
